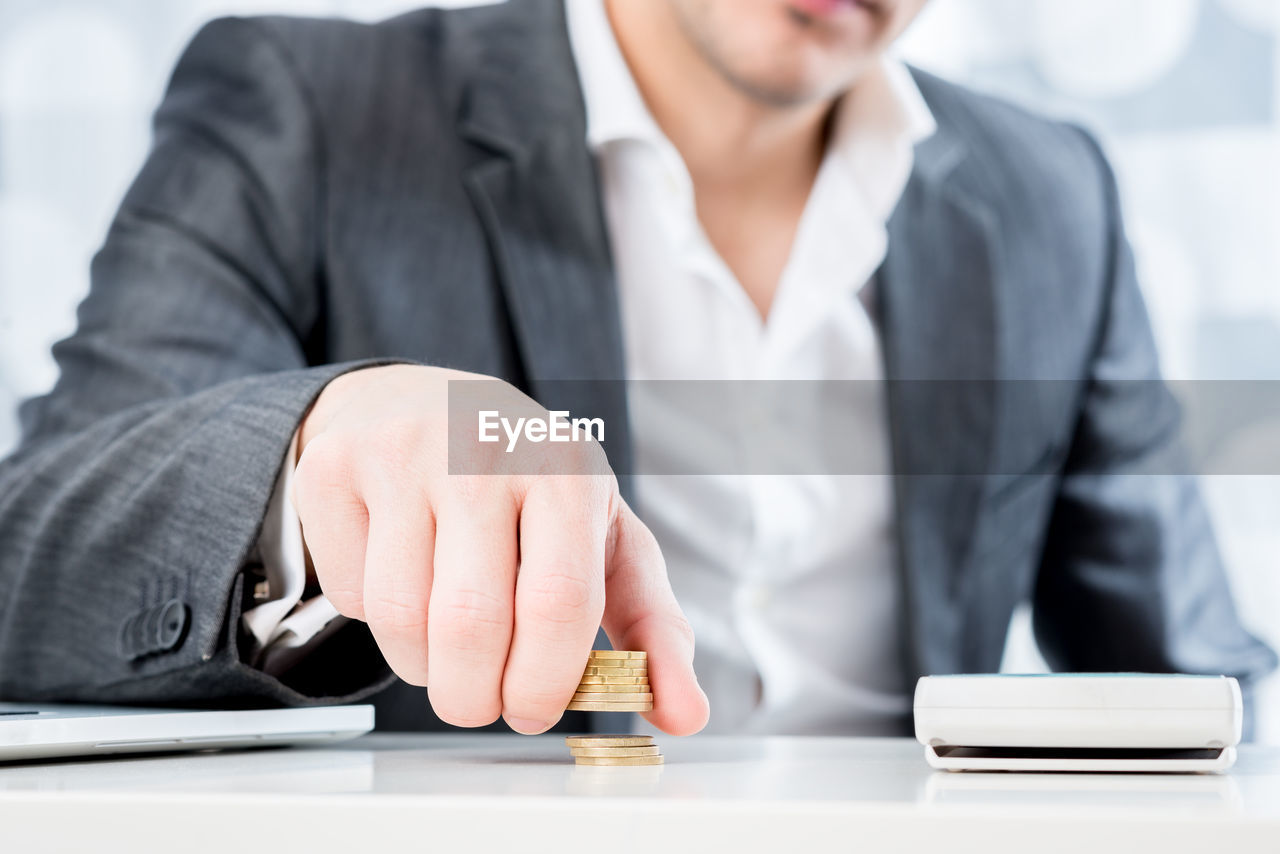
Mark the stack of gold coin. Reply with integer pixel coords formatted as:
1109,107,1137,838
565,734,663,766
565,650,652,712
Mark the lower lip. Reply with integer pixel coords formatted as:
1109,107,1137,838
788,0,867,18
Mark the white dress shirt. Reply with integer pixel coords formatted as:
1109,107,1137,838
248,0,935,734
566,0,935,734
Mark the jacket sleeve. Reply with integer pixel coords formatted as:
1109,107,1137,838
1031,128,1278,738
0,17,396,706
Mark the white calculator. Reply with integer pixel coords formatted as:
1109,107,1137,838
914,674,1242,773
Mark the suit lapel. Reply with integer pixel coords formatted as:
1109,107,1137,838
877,125,1002,679
450,0,631,479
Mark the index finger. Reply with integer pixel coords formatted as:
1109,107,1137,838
601,500,709,737
500,476,610,734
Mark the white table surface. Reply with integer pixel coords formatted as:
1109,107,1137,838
1,734,1277,853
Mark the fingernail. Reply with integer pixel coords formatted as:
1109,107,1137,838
507,717,551,735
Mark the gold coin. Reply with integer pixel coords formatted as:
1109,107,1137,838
588,650,647,660
573,692,654,702
582,665,647,675
573,683,650,693
570,746,661,757
565,701,653,712
564,735,654,747
574,755,664,766
577,675,649,685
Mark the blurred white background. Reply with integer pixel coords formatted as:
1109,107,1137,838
0,0,1277,738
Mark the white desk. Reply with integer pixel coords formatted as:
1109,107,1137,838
1,735,1277,853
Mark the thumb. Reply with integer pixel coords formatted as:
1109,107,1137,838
600,499,710,736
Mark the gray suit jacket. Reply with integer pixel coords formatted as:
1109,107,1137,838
0,0,1273,734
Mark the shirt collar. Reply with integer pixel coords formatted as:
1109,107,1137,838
828,54,937,221
566,0,667,150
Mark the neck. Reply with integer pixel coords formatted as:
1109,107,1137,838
605,0,831,199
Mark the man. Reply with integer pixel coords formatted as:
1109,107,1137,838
0,0,1273,737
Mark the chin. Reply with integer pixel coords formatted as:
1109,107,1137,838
717,46,879,107
670,0,893,106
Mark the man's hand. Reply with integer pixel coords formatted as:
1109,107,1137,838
292,365,709,735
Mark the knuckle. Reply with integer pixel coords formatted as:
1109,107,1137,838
531,440,612,479
364,590,429,635
366,416,424,459
574,439,613,477
566,468,617,508
521,572,599,626
669,612,697,648
526,473,617,526
363,418,440,492
433,588,511,651
446,473,495,506
294,434,352,505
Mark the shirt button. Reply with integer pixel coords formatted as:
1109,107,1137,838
154,599,189,652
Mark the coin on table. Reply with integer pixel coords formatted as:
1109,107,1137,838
572,692,654,702
574,755,664,766
564,735,654,747
565,702,654,712
572,683,651,693
588,651,647,660
570,746,662,758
